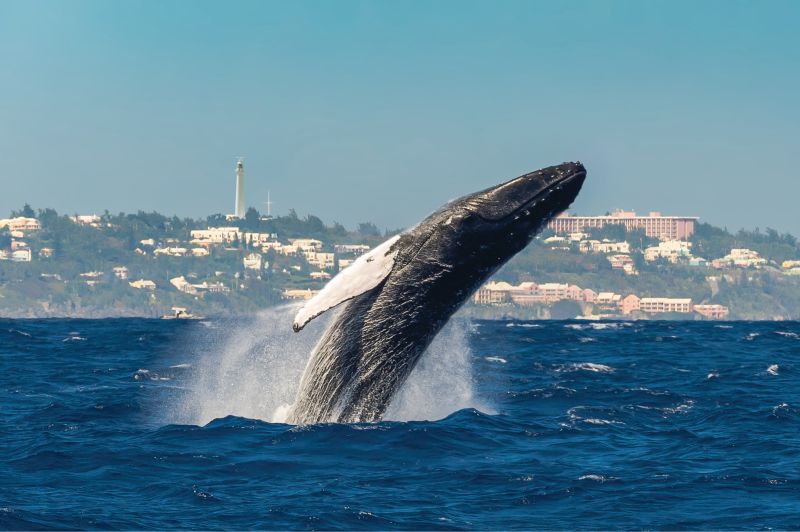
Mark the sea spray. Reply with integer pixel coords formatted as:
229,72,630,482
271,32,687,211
171,304,324,425
170,306,484,425
384,318,488,421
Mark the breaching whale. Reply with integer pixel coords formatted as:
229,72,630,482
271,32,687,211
287,162,587,424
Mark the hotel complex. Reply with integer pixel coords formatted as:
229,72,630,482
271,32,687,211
548,210,698,240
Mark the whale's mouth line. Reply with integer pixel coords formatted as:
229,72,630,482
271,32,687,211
507,169,586,221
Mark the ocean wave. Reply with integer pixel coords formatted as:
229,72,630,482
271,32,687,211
556,362,615,373
766,364,779,376
565,322,632,331
484,356,507,364
578,474,616,482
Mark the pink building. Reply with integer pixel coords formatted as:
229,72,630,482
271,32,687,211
694,304,730,320
620,294,640,315
548,210,698,241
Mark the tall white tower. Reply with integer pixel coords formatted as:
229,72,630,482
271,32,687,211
235,158,245,219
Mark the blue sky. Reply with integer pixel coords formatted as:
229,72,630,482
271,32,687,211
1,0,798,233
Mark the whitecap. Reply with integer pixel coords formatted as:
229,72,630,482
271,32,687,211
485,356,507,364
583,418,623,425
706,371,719,380
663,399,695,414
715,324,734,329
62,336,86,342
578,337,597,343
775,331,799,339
558,362,614,373
170,363,192,369
766,364,779,376
578,474,615,482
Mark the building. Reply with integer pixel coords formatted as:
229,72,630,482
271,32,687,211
38,248,54,258
310,271,332,280
724,248,767,268
69,215,102,227
620,294,640,314
306,252,335,270
0,217,40,232
129,279,156,290
282,288,319,301
290,238,323,252
596,292,622,310
1,249,33,262
639,297,693,314
580,240,631,254
190,227,242,246
170,276,197,294
645,240,692,263
112,266,129,280
607,254,636,273
191,248,210,257
154,247,189,257
694,304,730,320
334,244,370,254
548,210,698,240
243,253,263,270
473,281,516,305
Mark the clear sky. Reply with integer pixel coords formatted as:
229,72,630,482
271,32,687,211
1,0,798,233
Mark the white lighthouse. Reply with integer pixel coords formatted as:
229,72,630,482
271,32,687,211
234,158,245,219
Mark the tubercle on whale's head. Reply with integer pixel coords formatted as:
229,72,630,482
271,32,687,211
463,162,587,225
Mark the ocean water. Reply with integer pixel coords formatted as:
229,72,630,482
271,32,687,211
1,313,799,529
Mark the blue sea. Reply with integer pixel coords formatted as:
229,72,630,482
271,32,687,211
1,314,799,530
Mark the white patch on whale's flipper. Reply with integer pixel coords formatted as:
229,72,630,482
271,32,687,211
293,234,401,332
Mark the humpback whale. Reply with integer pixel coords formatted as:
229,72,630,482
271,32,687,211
287,162,587,424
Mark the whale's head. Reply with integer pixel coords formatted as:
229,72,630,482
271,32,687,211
398,162,587,300
464,161,586,233
442,162,587,260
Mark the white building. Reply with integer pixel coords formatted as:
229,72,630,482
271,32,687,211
170,276,197,294
644,240,692,263
154,247,189,257
243,253,263,270
112,266,129,280
129,279,156,290
580,240,631,254
306,252,335,270
334,244,370,254
190,227,242,246
282,288,319,300
69,214,102,227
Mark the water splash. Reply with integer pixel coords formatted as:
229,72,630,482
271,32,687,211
170,306,484,425
384,318,488,421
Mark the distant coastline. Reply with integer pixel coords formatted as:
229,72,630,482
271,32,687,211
2,205,800,320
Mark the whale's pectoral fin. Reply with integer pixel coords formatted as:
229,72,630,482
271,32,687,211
293,234,401,332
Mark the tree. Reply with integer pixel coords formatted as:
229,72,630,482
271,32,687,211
0,227,10,248
12,204,35,218
245,207,261,229
357,222,380,237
